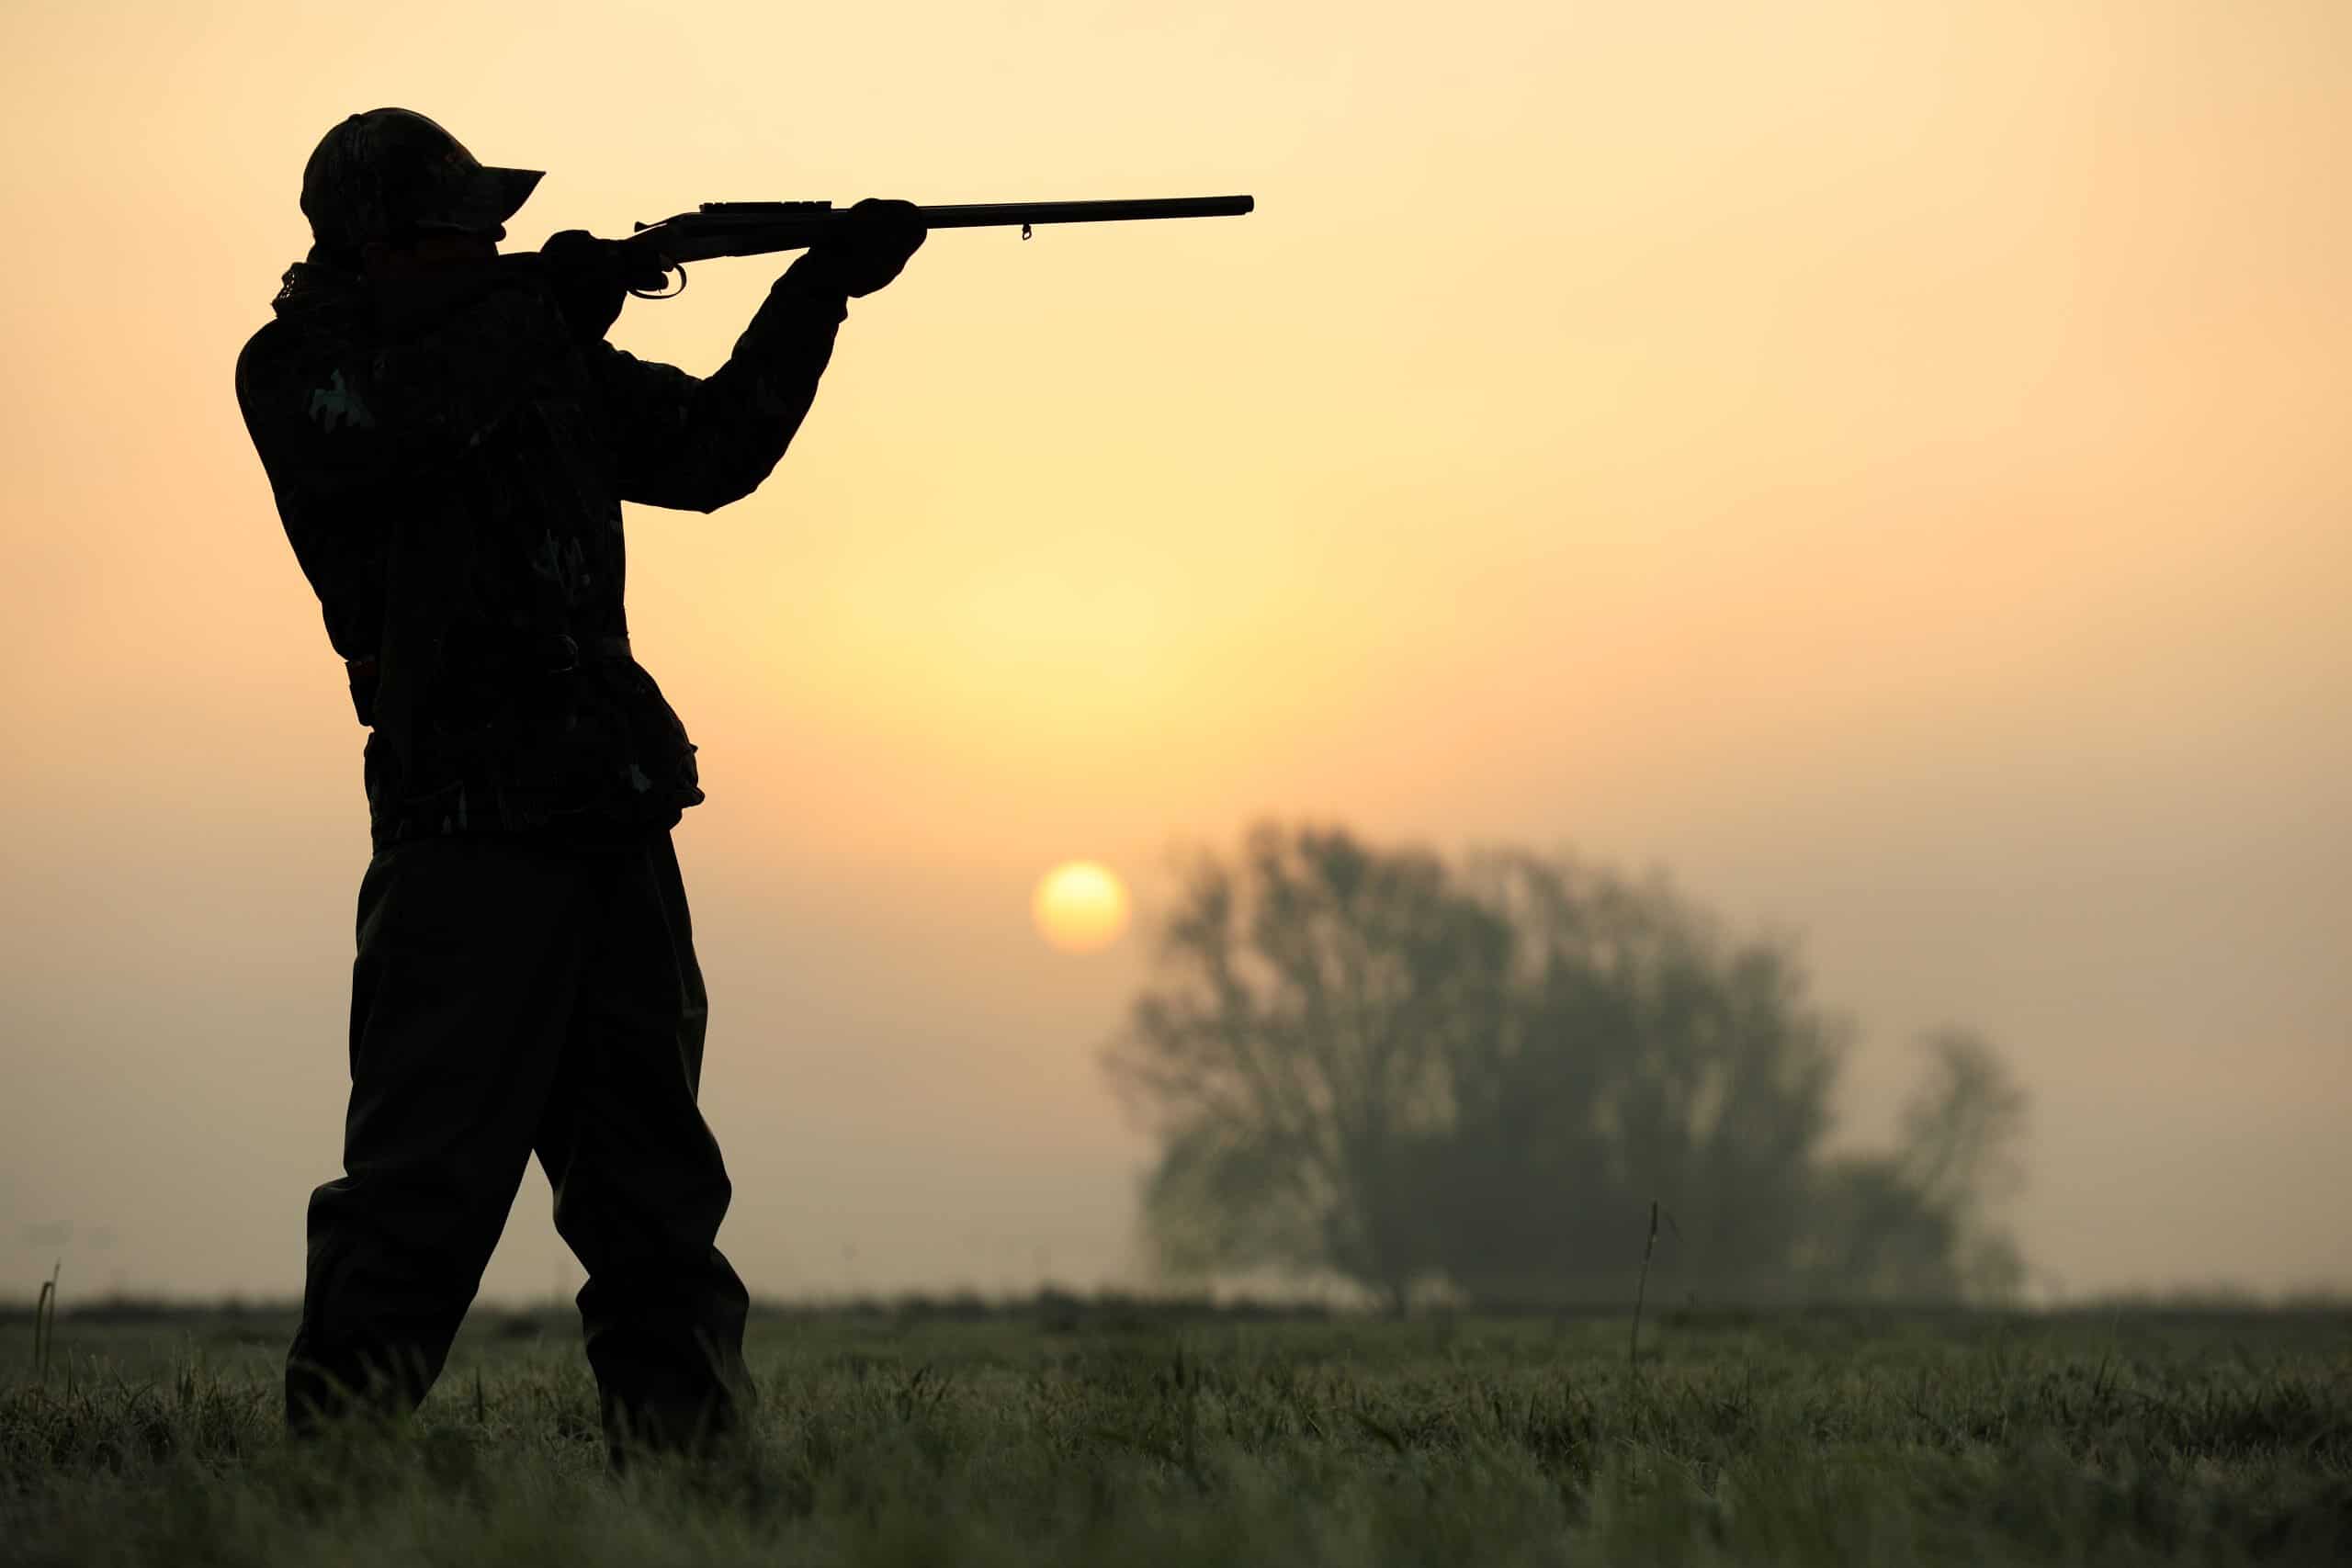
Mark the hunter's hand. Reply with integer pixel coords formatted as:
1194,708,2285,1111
799,198,926,298
537,231,669,344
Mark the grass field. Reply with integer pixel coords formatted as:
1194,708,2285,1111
4,1303,2346,1565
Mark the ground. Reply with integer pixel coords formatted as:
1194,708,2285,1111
4,1303,2346,1565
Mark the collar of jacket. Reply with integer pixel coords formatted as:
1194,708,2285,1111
271,256,365,318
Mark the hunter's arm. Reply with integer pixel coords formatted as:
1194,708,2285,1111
590,257,852,513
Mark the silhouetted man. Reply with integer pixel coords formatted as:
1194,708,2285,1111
235,108,922,1456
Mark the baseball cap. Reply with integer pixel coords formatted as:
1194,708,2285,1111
300,107,544,252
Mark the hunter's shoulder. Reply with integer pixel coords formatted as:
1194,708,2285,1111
234,317,328,431
234,316,299,421
235,315,297,378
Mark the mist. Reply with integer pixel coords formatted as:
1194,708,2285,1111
3,0,2347,1307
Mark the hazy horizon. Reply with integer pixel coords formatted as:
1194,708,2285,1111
4,0,2346,1307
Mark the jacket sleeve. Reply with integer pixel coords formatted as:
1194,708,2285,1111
589,258,852,513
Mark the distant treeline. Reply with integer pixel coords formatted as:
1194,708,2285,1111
1108,822,2043,1311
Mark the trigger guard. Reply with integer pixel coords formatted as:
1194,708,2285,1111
628,263,688,300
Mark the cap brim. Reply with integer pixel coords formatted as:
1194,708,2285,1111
421,164,544,236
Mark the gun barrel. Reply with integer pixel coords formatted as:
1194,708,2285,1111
620,194,1252,274
914,195,1254,229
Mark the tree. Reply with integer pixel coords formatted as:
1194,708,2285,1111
1791,1035,2030,1301
1106,821,2032,1307
1103,824,1510,1310
1429,851,1845,1303
1894,1031,2030,1299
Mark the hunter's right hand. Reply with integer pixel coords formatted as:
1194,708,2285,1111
537,231,669,344
798,198,926,298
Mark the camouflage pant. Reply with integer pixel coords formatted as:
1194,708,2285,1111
287,827,752,1456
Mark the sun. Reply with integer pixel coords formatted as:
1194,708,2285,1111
1032,861,1131,953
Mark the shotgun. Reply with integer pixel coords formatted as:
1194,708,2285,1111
616,195,1254,298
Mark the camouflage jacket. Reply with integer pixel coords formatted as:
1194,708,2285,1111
236,252,848,849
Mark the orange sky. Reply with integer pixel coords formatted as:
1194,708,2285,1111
2,0,2346,1303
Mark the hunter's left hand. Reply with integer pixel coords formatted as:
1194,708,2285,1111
800,198,926,298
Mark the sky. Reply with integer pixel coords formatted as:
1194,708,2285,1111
2,0,2346,1305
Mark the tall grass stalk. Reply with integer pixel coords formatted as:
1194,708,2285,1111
30,1262,60,1381
1630,1201,1658,1369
